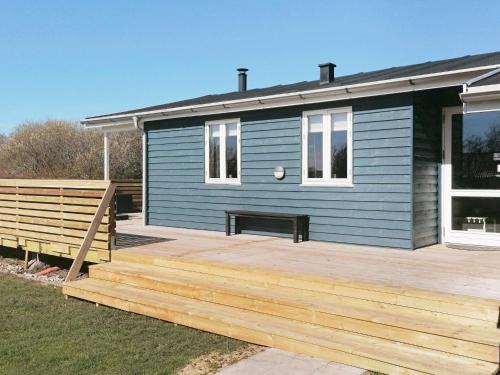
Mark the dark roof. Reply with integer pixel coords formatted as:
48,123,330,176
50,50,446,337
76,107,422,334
88,51,500,120
470,69,500,87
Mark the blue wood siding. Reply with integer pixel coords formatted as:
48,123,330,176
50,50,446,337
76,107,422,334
411,89,461,249
146,98,414,249
412,94,441,248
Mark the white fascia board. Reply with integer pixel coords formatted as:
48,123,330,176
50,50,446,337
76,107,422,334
83,121,136,132
460,84,500,103
464,101,500,113
461,83,500,113
461,83,500,97
83,64,500,128
461,92,500,103
140,75,466,123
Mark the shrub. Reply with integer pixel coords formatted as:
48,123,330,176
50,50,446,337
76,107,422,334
0,120,141,179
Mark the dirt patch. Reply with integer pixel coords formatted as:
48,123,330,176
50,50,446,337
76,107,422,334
177,344,264,375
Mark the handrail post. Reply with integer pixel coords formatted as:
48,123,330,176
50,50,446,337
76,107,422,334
65,182,116,282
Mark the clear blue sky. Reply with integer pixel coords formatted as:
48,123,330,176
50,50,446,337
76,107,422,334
0,0,499,133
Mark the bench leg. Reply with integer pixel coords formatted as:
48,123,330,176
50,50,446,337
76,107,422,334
303,217,309,242
225,213,230,236
293,218,298,243
235,217,241,234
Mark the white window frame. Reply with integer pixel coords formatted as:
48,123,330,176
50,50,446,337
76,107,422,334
441,106,500,247
301,107,353,186
204,119,241,185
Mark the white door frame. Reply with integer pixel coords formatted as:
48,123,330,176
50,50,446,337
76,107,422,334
441,106,500,247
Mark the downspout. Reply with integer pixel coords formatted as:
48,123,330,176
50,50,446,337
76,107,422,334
461,83,468,113
133,116,148,226
133,115,143,131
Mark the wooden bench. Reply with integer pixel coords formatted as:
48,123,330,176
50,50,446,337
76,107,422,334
225,210,309,243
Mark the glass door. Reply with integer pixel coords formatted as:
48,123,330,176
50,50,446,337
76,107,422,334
442,107,500,247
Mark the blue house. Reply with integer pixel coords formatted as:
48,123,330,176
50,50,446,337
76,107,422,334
84,51,500,250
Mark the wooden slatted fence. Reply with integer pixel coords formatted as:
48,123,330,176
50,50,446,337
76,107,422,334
0,179,116,263
114,179,142,212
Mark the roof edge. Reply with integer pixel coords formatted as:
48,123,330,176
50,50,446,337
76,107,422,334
83,64,500,128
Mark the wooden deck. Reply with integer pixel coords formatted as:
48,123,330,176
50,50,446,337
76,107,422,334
116,216,500,300
64,216,500,374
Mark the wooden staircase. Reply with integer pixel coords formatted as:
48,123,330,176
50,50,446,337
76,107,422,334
63,250,500,375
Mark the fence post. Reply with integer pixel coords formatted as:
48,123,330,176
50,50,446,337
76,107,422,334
65,183,116,282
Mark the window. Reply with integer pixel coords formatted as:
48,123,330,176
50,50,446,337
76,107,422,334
205,119,241,184
453,111,500,190
302,107,352,185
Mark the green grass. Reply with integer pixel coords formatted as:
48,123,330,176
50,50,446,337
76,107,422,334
0,275,247,375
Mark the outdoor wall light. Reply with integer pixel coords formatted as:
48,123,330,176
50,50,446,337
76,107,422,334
274,166,285,180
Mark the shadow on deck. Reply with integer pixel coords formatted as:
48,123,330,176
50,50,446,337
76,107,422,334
115,233,173,249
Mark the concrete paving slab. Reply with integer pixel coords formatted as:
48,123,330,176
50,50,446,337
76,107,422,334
217,348,365,375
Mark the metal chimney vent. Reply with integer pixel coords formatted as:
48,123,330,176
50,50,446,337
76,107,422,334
237,68,248,92
318,63,336,85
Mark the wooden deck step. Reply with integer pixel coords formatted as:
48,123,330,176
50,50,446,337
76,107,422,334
89,261,500,363
112,251,500,325
63,278,499,375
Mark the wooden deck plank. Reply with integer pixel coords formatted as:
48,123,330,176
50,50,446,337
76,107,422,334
90,261,500,362
112,250,500,324
115,221,500,301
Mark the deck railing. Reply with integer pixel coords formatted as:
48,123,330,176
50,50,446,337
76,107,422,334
0,179,116,267
114,179,142,212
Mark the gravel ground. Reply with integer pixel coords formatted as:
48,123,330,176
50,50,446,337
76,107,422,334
0,254,73,286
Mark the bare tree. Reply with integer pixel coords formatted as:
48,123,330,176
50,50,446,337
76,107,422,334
0,120,142,179
0,134,7,177
109,131,143,180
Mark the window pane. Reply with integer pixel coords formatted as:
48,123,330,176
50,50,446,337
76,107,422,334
331,113,348,179
226,123,238,179
452,111,500,189
209,125,220,178
307,115,323,178
452,197,500,233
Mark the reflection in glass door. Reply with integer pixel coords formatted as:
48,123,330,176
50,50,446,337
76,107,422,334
442,107,500,247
